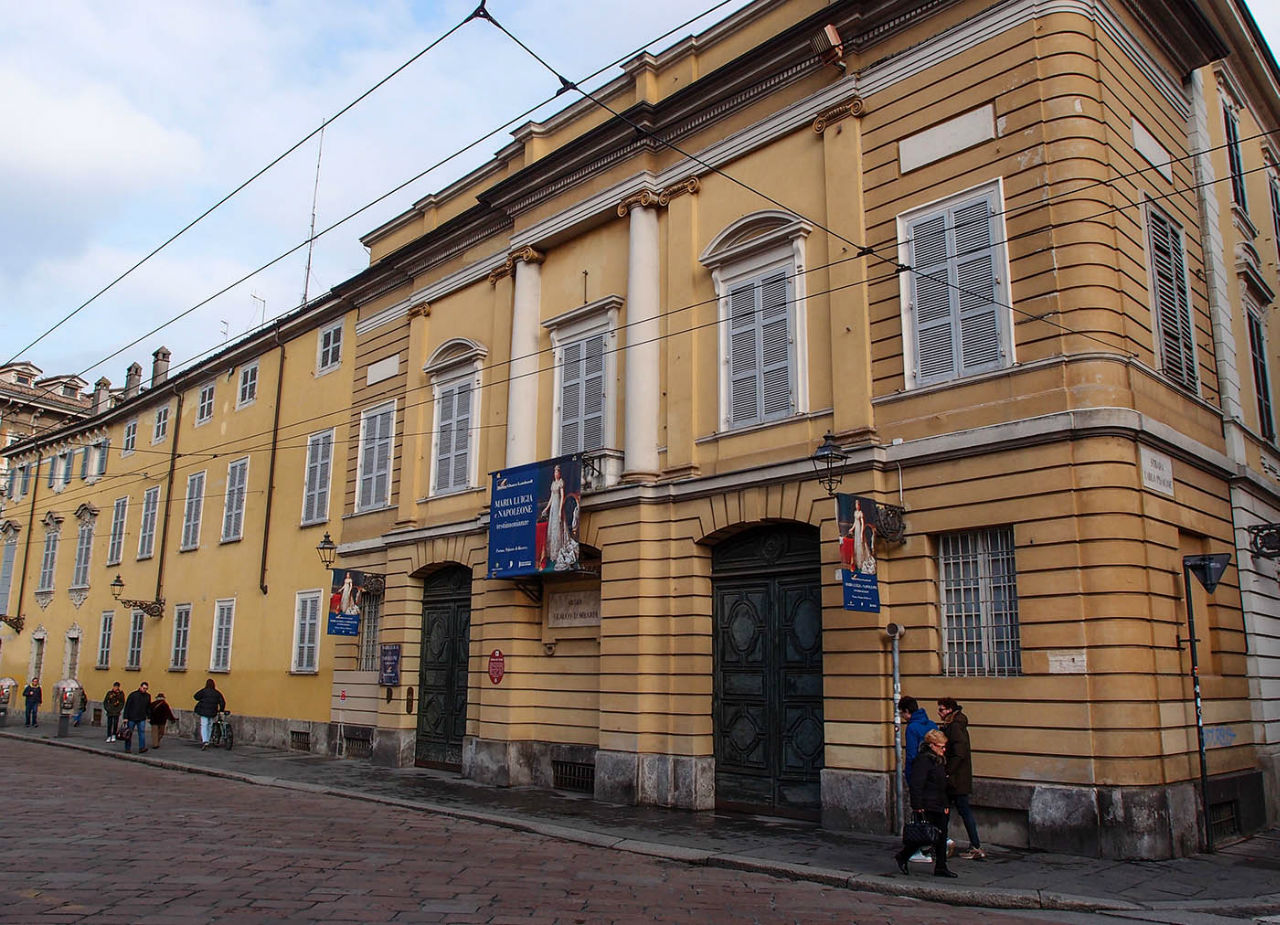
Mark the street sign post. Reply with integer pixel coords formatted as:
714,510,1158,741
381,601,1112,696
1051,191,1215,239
1182,552,1232,853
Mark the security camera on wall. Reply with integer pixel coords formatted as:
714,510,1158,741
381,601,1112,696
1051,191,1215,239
885,622,907,639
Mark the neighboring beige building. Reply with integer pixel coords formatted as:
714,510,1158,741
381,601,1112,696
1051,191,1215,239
5,0,1280,861
0,362,90,509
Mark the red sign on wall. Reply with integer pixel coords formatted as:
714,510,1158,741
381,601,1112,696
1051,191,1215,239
488,649,505,685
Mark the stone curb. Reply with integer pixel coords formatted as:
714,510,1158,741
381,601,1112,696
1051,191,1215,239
7,731,1280,915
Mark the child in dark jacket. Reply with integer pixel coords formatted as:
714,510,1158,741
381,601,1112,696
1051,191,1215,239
150,693,177,748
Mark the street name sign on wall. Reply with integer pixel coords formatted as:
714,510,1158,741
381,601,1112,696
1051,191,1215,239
488,454,582,578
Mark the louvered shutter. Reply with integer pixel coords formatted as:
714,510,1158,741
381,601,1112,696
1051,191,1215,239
908,213,956,383
759,271,793,419
304,433,331,523
372,410,391,505
451,382,471,489
729,282,761,424
435,387,454,492
560,340,583,452
1147,209,1197,389
80,447,90,479
583,334,606,451
952,197,1002,375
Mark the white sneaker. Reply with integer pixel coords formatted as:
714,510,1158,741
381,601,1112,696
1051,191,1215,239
946,838,957,858
107,736,115,742
909,850,931,863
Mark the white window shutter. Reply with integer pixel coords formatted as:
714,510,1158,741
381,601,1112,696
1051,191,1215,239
909,213,957,383
952,197,1002,375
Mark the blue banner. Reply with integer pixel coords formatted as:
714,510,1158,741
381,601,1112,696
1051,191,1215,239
326,568,365,636
488,455,582,578
837,494,880,612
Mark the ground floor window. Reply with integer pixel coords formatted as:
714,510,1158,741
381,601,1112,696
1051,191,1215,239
939,526,1021,677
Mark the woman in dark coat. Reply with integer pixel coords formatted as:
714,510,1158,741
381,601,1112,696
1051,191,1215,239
938,697,984,859
193,679,225,750
149,693,177,748
895,728,956,877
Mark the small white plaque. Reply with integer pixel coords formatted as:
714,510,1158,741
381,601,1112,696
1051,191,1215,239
1140,447,1175,497
546,589,601,628
1131,118,1173,181
366,355,400,385
1048,649,1087,674
899,104,995,173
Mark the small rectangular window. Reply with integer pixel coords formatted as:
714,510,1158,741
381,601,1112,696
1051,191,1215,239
318,322,343,372
107,497,128,566
293,591,321,673
171,604,191,670
181,472,206,550
138,486,160,559
196,383,215,425
940,526,1021,677
211,599,235,671
127,610,144,669
122,420,137,455
357,403,395,512
302,430,333,525
153,405,170,443
96,611,113,668
221,458,249,542
71,517,95,588
237,363,259,407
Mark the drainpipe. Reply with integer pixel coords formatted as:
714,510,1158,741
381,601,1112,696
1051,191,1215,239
887,622,907,833
154,388,184,605
259,329,285,595
14,452,43,622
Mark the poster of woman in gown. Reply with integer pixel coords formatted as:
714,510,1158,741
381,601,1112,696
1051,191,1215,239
536,458,581,572
836,494,880,612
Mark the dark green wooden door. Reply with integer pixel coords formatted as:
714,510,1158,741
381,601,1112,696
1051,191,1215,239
712,526,823,818
416,566,471,769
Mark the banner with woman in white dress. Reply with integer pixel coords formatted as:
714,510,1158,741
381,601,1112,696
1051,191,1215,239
837,493,880,612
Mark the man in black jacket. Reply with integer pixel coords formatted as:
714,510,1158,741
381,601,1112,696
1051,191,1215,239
122,682,151,754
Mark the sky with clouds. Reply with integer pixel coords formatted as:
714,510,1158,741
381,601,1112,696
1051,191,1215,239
4,0,1280,387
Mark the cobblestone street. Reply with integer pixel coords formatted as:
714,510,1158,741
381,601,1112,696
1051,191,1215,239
0,739,1071,924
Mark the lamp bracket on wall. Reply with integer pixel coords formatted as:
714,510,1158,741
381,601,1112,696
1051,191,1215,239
0,614,24,633
1247,523,1280,559
876,504,907,546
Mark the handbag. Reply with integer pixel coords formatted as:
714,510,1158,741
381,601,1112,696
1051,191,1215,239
903,819,940,847
120,721,133,741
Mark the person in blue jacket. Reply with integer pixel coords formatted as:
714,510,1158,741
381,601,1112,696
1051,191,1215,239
898,696,938,783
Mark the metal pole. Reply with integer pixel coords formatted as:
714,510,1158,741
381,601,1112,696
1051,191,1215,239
892,634,904,833
1182,563,1215,853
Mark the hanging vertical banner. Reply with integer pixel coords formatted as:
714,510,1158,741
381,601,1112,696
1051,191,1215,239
326,568,365,636
837,493,880,612
488,454,582,578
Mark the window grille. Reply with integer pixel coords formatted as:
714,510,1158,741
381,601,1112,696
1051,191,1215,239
358,594,382,672
939,526,1021,677
552,760,595,793
290,730,312,752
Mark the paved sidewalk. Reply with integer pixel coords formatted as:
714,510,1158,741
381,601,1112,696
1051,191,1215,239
5,718,1278,917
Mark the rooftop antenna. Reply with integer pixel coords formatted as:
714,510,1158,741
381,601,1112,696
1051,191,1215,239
301,124,326,308
220,320,229,342
250,293,266,328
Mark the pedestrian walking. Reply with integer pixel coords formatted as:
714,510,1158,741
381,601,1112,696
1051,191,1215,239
21,677,42,727
72,689,88,726
898,696,939,863
149,693,177,749
193,679,225,750
102,682,125,742
895,728,956,878
122,681,151,754
938,697,985,860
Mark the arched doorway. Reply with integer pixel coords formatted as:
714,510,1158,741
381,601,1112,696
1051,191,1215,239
712,524,824,819
415,565,472,769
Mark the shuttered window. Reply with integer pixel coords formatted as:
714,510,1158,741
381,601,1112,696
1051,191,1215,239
1270,177,1280,263
107,498,127,565
293,591,320,673
1224,105,1247,211
357,403,395,511
38,531,58,592
221,458,249,541
727,269,794,427
560,333,606,453
211,599,235,672
0,535,17,615
137,486,159,559
1146,206,1198,390
302,430,333,524
904,188,1007,386
1248,308,1275,442
180,471,206,550
71,517,95,588
434,379,473,494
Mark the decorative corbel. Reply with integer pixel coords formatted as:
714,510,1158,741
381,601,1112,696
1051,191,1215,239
812,96,865,134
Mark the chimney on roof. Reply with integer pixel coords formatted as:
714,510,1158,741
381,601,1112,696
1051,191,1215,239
93,377,112,415
151,346,171,388
124,363,142,399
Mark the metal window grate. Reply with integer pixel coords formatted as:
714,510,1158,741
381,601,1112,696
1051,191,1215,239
940,526,1022,677
1210,800,1240,841
552,760,595,793
289,730,311,752
343,733,372,760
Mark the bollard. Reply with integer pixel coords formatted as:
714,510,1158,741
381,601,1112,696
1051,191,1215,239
57,712,70,738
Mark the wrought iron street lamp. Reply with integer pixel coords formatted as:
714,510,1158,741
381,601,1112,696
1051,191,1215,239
109,574,165,618
316,533,337,569
810,432,848,498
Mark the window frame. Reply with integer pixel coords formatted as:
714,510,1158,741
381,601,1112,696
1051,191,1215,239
357,591,382,672
317,321,343,374
292,590,322,674
37,529,59,593
1247,301,1276,443
210,598,235,672
1224,102,1248,212
180,471,206,551
1143,201,1199,392
96,611,113,669
355,401,395,513
70,510,96,589
137,486,160,560
0,528,18,616
237,362,259,408
428,364,480,497
221,457,249,542
126,609,144,670
153,404,170,444
195,382,216,425
301,429,334,526
545,298,620,457
171,603,191,671
938,526,1022,678
107,497,128,566
122,419,138,456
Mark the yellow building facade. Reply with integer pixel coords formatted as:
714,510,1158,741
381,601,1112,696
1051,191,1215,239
6,0,1280,860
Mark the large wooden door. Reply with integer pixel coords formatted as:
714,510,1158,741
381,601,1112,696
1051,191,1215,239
415,566,471,769
712,525,824,818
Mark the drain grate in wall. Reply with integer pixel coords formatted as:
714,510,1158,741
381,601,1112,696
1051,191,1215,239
343,733,372,760
1210,799,1240,841
552,760,595,793
289,730,311,752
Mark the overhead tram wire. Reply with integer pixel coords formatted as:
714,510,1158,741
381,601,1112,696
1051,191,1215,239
4,14,480,368
3,0,752,452
14,156,1272,503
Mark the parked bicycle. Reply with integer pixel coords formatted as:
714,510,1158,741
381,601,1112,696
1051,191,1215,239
208,710,234,749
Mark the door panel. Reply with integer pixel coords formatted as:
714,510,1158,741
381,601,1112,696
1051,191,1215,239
416,566,471,770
